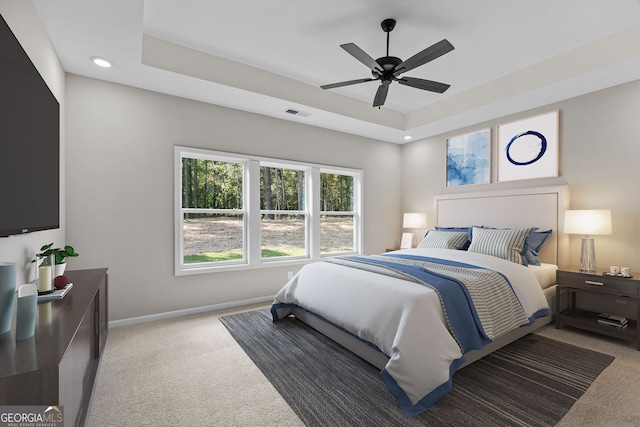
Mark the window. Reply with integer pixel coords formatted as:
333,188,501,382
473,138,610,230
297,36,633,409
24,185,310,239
175,147,362,275
260,165,307,259
320,171,355,254
180,154,245,266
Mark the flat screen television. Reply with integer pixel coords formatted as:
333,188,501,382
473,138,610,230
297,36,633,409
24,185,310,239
0,14,60,237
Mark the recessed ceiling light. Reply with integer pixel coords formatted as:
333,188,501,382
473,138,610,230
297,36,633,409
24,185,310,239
90,56,112,68
403,135,413,140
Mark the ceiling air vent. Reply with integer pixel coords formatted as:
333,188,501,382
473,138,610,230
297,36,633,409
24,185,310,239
284,108,311,118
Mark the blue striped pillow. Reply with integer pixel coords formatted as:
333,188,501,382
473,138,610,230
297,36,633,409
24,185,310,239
418,230,469,250
435,226,475,250
467,227,534,265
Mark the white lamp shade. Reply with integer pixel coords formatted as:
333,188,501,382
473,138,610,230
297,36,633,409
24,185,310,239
564,210,612,235
403,213,427,229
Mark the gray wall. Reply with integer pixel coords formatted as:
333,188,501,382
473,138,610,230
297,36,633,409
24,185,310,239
65,74,402,321
402,80,640,273
0,1,66,285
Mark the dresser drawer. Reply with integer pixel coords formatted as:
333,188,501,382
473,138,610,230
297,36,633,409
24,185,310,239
557,270,640,297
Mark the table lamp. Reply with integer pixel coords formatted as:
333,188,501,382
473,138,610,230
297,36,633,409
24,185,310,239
564,210,612,272
403,213,427,248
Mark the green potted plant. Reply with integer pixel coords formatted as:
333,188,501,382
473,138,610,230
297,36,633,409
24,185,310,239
38,243,79,276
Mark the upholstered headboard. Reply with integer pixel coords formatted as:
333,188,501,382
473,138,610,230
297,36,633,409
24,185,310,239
434,186,569,267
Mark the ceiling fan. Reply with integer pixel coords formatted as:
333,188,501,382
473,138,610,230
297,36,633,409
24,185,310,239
321,18,454,108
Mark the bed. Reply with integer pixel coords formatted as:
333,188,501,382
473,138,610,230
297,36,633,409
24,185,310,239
271,186,569,416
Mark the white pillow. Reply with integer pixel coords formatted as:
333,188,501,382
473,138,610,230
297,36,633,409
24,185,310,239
467,227,534,265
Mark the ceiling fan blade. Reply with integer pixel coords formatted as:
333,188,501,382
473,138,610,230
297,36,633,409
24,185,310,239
341,43,383,74
398,77,450,93
321,78,375,90
373,82,390,107
393,39,454,76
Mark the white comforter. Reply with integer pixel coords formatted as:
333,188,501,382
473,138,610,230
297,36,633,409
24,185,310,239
271,248,549,415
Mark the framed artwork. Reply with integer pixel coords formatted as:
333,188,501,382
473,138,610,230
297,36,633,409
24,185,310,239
446,128,490,187
497,110,559,182
400,233,413,249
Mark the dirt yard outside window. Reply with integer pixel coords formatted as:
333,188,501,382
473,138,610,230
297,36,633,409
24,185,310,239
183,216,353,262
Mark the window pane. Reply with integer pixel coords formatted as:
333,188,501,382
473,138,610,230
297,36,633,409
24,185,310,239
183,213,243,264
261,167,305,210
321,173,353,212
261,214,306,258
182,158,243,209
320,172,355,254
321,215,354,253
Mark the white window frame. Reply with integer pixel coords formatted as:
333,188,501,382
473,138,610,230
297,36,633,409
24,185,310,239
258,161,309,263
174,146,363,275
319,168,361,256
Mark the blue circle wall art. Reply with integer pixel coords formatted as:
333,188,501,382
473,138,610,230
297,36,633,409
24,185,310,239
505,130,547,166
497,110,559,182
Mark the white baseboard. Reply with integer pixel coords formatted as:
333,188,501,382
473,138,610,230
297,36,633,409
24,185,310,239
109,295,274,328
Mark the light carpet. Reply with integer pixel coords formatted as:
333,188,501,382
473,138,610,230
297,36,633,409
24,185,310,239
86,304,640,426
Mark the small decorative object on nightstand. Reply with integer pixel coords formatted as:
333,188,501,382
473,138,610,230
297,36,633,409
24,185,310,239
555,268,640,350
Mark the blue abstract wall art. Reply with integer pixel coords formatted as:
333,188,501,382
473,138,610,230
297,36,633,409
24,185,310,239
446,128,490,187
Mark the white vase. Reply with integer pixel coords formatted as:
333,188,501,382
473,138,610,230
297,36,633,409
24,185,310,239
54,262,66,277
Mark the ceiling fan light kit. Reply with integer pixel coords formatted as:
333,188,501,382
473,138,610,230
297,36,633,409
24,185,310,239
321,18,454,108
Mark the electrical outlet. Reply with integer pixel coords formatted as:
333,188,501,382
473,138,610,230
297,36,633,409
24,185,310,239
615,299,628,305
287,271,293,280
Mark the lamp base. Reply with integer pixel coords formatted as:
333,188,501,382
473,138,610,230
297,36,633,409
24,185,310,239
578,236,597,273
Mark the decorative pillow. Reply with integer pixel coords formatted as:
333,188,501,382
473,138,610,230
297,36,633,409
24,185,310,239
435,226,470,232
524,229,553,266
418,230,469,250
467,227,534,265
435,226,475,250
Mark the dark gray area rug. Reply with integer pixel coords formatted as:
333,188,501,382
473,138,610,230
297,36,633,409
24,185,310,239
220,309,614,427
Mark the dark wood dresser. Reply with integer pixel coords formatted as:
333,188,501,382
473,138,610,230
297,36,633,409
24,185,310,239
0,268,108,427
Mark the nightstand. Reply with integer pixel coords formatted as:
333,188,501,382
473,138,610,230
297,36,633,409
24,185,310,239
555,269,640,350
